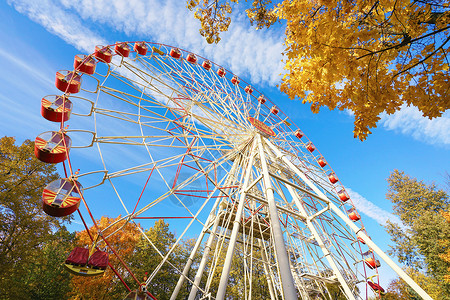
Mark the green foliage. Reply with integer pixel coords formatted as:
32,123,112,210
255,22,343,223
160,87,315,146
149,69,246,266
0,136,66,298
22,227,76,300
385,170,450,297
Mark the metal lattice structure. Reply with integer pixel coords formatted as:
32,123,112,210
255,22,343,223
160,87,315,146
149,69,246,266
35,42,432,300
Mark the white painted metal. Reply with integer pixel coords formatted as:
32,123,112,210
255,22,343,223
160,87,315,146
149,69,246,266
59,42,432,300
257,135,298,299
266,139,433,300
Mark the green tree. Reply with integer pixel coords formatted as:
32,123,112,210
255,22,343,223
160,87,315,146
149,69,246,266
384,170,450,297
23,227,76,300
0,137,64,298
129,219,181,300
188,0,450,140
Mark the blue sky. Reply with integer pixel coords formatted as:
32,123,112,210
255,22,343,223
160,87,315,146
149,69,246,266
2,0,449,290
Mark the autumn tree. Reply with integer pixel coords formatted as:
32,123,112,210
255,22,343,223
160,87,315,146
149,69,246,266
0,137,65,298
128,219,188,300
440,211,450,284
187,0,450,140
201,237,272,299
69,216,142,300
384,170,450,298
384,267,445,299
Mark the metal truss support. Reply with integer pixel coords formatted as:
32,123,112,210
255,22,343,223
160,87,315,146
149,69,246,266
257,135,298,300
265,139,433,300
216,138,258,300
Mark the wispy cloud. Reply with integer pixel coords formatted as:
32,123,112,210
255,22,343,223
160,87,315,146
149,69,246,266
9,0,284,86
8,0,107,52
346,188,403,227
380,105,450,145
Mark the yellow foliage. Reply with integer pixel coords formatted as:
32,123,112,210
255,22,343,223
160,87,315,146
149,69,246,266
440,210,450,284
187,0,450,140
69,216,142,299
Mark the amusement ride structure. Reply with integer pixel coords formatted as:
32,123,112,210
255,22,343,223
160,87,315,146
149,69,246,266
34,41,433,299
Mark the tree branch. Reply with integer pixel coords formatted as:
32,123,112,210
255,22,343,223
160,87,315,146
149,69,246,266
393,35,450,78
357,25,450,60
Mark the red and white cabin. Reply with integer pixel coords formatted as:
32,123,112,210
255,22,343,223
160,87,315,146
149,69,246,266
115,42,131,57
328,172,339,184
337,189,349,201
186,53,197,64
94,45,112,63
55,71,81,94
169,48,182,59
347,207,360,221
270,106,279,115
74,54,96,75
42,178,82,217
231,75,240,85
257,95,266,104
317,156,327,167
202,60,212,70
134,41,148,56
244,86,253,94
34,131,71,164
365,257,381,269
306,142,315,152
65,247,109,276
217,67,226,77
368,281,385,295
41,95,73,122
294,129,303,139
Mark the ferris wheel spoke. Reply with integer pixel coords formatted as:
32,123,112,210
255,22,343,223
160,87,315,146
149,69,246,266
35,41,430,300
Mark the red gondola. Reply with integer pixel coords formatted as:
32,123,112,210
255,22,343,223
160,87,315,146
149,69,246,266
94,45,112,63
363,250,381,269
134,42,148,56
306,142,315,152
317,156,327,167
186,53,197,64
358,236,366,244
217,67,226,77
270,106,279,115
365,257,381,269
294,129,303,139
115,42,131,57
244,86,253,94
328,172,339,184
202,60,212,70
65,247,109,276
231,75,240,85
55,71,81,94
34,131,71,164
42,178,82,217
368,281,385,295
257,95,266,104
347,207,360,220
337,189,349,200
74,54,96,75
41,95,73,122
169,48,181,59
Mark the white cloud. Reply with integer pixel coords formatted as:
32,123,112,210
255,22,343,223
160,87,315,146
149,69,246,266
380,105,450,145
7,0,107,53
9,0,284,86
346,188,403,227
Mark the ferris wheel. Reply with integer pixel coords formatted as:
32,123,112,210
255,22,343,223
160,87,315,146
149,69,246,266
34,41,432,300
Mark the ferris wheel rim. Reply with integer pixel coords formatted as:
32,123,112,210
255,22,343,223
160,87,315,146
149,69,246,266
36,40,386,299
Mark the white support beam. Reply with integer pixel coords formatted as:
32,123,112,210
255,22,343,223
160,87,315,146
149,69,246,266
258,135,298,300
265,139,433,300
216,138,258,300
